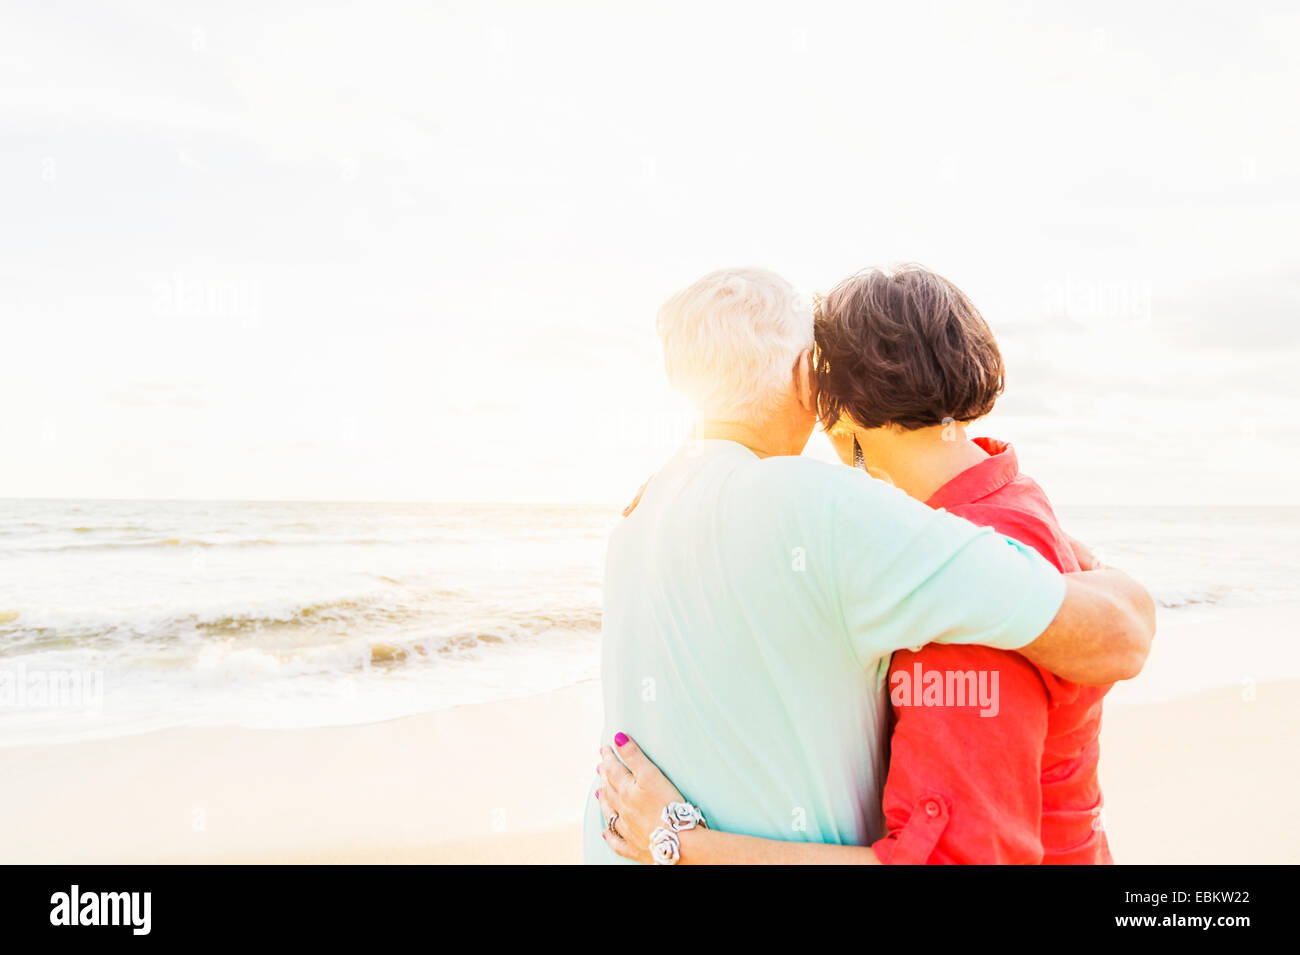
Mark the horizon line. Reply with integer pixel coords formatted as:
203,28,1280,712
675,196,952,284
1,495,1297,509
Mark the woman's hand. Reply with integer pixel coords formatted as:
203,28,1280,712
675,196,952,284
593,731,882,865
594,732,684,864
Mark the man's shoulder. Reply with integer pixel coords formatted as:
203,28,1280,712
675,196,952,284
726,457,932,556
741,454,893,501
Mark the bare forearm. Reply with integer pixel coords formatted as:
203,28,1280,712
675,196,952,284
1020,568,1156,685
678,828,881,865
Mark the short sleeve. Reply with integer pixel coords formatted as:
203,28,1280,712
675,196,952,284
831,475,1067,667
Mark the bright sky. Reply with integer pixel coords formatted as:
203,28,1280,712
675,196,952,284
2,1,1297,505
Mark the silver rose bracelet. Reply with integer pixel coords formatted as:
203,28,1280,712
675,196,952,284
648,801,708,865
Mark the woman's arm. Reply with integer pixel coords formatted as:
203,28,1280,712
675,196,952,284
595,734,879,865
674,828,880,865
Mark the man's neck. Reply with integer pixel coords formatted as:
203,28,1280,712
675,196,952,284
857,425,989,503
692,419,799,459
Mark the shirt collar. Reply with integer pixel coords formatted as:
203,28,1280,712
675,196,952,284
925,437,1019,510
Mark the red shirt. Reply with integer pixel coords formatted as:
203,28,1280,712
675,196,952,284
870,438,1113,865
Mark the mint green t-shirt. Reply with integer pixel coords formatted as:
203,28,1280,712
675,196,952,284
583,439,1066,864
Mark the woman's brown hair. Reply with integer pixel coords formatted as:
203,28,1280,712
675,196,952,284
814,264,1005,432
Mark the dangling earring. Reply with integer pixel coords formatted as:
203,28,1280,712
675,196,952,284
853,435,865,471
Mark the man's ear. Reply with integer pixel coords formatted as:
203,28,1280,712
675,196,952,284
793,348,818,415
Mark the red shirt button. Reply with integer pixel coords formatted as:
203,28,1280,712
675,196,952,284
925,799,941,817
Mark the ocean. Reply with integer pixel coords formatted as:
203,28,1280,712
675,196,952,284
2,498,1297,745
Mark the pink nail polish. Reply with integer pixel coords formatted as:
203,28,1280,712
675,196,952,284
595,789,601,799
614,732,629,747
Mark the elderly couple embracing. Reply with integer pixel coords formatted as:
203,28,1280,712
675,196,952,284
584,264,1156,865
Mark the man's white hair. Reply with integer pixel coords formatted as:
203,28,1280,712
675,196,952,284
655,267,813,422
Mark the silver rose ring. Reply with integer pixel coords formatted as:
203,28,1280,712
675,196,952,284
606,811,620,837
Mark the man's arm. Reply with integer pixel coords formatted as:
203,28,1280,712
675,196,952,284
1017,567,1155,685
833,476,1155,687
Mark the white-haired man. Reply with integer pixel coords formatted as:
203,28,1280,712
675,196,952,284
583,268,1154,864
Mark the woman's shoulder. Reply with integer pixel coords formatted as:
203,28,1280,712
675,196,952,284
945,476,1079,573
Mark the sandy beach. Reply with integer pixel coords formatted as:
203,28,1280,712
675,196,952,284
2,606,1297,865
